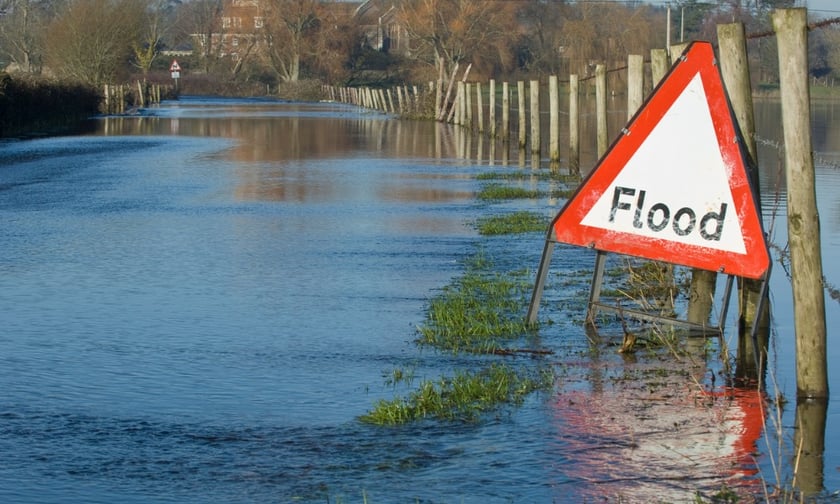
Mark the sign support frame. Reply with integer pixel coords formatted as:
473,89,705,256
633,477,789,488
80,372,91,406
527,244,770,338
584,250,735,335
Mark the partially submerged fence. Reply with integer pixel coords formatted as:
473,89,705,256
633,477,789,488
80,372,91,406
101,80,174,115
326,8,831,403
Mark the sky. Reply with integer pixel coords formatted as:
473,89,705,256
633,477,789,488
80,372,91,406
641,1,840,19
800,0,840,18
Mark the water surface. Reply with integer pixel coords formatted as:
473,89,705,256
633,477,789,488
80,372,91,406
1,97,838,502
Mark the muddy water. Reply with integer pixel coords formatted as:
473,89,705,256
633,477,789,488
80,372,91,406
0,96,838,502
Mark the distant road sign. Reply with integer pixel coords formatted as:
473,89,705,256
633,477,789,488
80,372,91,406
550,42,768,279
170,60,181,73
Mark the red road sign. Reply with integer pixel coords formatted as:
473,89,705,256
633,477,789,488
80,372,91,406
551,41,769,279
170,60,181,72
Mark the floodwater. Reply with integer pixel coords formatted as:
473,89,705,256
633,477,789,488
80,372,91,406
0,96,838,503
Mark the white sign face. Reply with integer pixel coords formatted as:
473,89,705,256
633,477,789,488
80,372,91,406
579,74,746,254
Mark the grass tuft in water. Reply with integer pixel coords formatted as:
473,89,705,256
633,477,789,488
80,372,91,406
475,211,550,236
476,171,582,185
359,363,555,425
477,183,542,201
416,255,536,354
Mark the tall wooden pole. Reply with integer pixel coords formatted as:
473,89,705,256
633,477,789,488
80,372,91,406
773,8,828,399
718,22,770,381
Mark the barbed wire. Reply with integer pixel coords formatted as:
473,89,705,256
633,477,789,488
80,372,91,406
747,15,840,39
574,15,840,84
751,132,840,306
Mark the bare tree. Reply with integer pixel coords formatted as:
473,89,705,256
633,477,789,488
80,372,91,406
180,0,223,73
131,0,179,75
43,0,144,86
309,2,359,84
260,0,319,83
516,0,569,76
0,0,52,73
396,0,521,82
556,2,659,78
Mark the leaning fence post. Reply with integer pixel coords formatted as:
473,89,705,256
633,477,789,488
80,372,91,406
773,7,828,399
439,62,458,121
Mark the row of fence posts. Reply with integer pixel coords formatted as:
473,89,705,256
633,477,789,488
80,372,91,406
102,81,171,114
325,8,827,403
323,83,431,119
325,63,636,171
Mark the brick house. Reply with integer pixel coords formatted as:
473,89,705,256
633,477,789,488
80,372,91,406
195,0,407,62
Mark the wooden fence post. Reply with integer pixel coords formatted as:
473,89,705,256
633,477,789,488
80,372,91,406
773,7,828,399
137,81,145,107
489,79,497,138
518,81,527,149
502,81,510,143
529,80,540,155
627,54,644,120
596,64,608,158
569,74,580,173
476,82,484,134
650,48,669,85
549,75,560,164
670,42,688,63
718,21,771,380
465,82,473,129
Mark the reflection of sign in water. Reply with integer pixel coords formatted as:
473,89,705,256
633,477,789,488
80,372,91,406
550,42,768,279
552,380,766,501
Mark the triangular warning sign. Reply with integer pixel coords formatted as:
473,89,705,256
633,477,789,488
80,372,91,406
551,41,769,279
